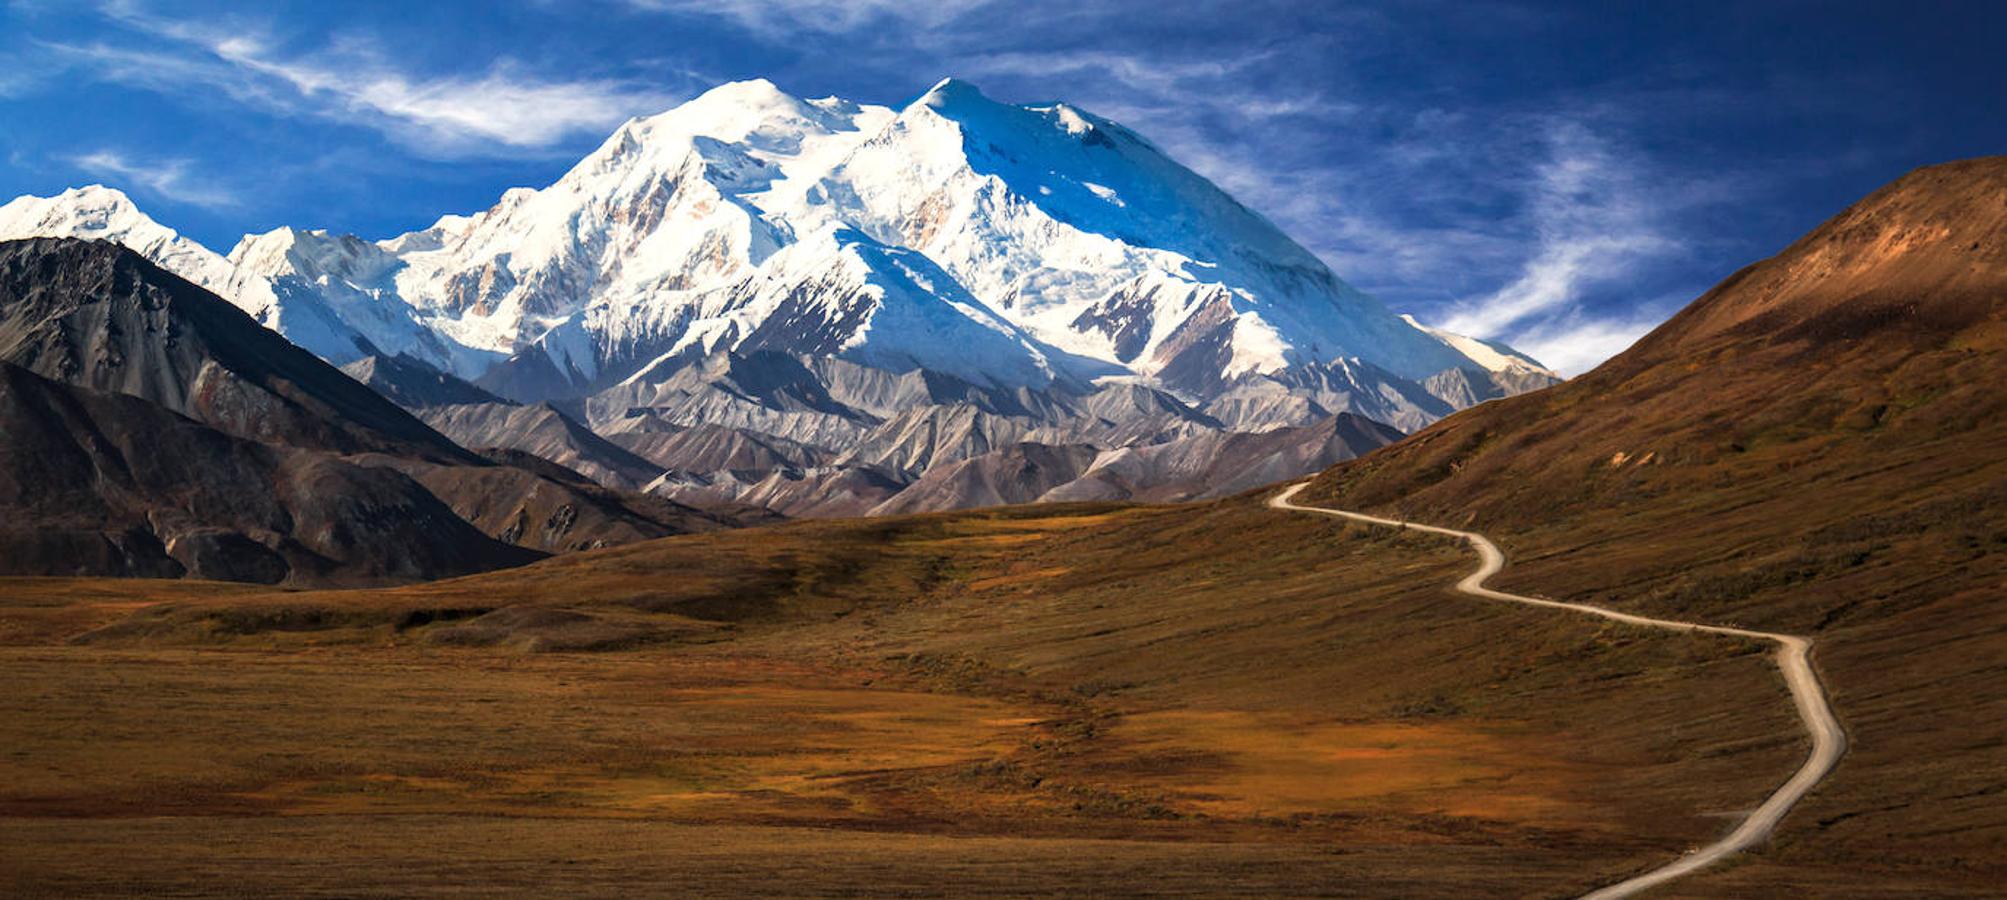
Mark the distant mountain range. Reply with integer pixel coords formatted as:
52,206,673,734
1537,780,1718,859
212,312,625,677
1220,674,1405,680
0,78,1561,519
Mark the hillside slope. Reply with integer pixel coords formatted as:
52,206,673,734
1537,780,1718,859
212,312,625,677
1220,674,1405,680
1302,156,2007,894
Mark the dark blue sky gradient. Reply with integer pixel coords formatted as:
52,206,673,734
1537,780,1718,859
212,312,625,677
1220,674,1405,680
1,0,2000,371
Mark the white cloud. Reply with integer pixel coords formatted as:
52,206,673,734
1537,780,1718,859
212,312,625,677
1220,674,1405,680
1438,123,1674,338
1502,308,1670,376
70,150,239,209
967,51,1250,103
73,3,680,156
0,54,45,97
1400,121,1689,374
233,50,681,151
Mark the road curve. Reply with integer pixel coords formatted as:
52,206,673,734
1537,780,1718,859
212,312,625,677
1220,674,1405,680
1268,482,1846,899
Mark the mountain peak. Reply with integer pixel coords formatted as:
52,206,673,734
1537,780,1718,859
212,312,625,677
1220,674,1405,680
612,76,869,161
2,184,150,231
13,77,1555,420
0,184,234,295
916,77,989,109
691,77,794,107
57,183,139,209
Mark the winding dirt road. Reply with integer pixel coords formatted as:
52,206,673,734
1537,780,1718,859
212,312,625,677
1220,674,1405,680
1268,482,1846,899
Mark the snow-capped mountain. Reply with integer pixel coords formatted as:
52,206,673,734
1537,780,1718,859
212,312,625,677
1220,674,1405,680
0,77,1565,517
0,187,465,371
0,77,1552,402
0,185,236,295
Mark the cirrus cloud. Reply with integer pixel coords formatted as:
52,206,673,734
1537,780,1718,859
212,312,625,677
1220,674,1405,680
62,1,685,157
71,149,238,209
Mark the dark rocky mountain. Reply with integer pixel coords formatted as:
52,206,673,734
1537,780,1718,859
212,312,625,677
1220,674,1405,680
0,238,472,462
607,421,834,474
339,352,671,493
366,452,768,554
0,238,759,583
0,361,535,583
339,353,509,408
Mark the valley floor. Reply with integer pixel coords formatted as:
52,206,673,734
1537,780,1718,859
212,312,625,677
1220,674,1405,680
0,496,1991,896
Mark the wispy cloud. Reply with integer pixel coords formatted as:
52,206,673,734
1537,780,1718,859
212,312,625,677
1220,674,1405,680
70,2,681,156
0,58,43,98
70,150,239,209
1426,122,1681,370
622,0,996,37
968,51,1277,108
235,49,681,152
1503,306,1674,376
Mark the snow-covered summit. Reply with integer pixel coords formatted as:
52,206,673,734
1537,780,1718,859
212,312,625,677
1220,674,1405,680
1399,314,1551,375
0,185,236,296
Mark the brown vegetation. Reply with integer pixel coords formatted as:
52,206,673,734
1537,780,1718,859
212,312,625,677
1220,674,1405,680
1,496,1812,897
1300,158,2007,895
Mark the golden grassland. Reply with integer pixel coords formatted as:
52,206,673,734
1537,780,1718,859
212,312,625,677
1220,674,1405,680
0,497,1846,897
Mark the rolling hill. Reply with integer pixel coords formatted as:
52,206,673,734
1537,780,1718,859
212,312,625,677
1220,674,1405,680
1298,155,2007,894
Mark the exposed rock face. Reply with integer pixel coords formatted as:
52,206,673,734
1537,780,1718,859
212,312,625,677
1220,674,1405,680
586,345,1411,517
1045,413,1408,504
867,443,1104,515
415,402,666,491
340,353,509,408
646,465,908,520
0,361,538,583
858,411,1402,514
370,453,767,554
607,422,833,473
0,238,761,583
0,238,472,461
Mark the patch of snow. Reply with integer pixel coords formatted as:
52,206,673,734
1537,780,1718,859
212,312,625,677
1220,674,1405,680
1399,314,1556,375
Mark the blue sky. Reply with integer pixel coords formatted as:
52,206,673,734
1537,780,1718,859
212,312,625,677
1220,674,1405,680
2,1,2001,373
